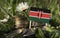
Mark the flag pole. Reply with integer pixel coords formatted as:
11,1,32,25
29,20,32,29
45,23,48,26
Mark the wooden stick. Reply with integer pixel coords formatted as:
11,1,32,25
45,23,48,26
29,21,32,29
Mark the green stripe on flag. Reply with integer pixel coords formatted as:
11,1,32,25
29,17,50,23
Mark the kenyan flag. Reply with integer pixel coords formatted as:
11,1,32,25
29,7,51,23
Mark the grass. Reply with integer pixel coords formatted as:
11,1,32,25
0,0,60,38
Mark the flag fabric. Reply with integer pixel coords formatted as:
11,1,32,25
29,7,51,23
29,11,51,19
29,11,39,18
41,12,51,19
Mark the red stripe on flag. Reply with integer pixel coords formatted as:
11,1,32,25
29,11,39,16
29,11,51,19
41,13,51,19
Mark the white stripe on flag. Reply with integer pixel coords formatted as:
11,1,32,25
30,11,39,13
42,12,51,15
41,17,50,19
29,15,38,18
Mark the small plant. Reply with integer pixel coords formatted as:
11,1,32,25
0,0,60,38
